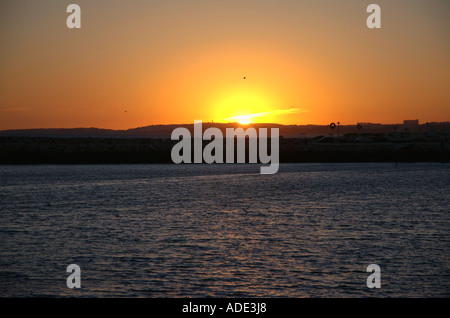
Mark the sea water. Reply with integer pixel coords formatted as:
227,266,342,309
0,163,448,297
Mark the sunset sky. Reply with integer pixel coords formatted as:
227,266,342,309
1,0,449,130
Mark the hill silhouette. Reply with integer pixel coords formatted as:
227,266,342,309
2,122,448,138
0,122,449,164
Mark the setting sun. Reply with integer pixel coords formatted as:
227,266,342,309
233,115,252,125
212,87,275,124
223,108,302,124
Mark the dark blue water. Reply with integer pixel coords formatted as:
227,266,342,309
0,163,449,297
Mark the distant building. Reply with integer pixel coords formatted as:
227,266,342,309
403,119,419,127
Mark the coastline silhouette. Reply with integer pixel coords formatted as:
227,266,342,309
0,122,448,164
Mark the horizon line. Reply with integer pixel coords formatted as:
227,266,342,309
1,120,450,132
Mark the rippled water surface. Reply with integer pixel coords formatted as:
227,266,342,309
0,163,449,297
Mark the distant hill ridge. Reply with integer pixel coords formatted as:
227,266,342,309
0,122,449,138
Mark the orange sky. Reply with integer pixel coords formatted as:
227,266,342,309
1,0,449,130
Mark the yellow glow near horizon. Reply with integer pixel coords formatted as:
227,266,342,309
228,114,254,124
212,88,275,124
236,117,251,125
223,107,303,124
